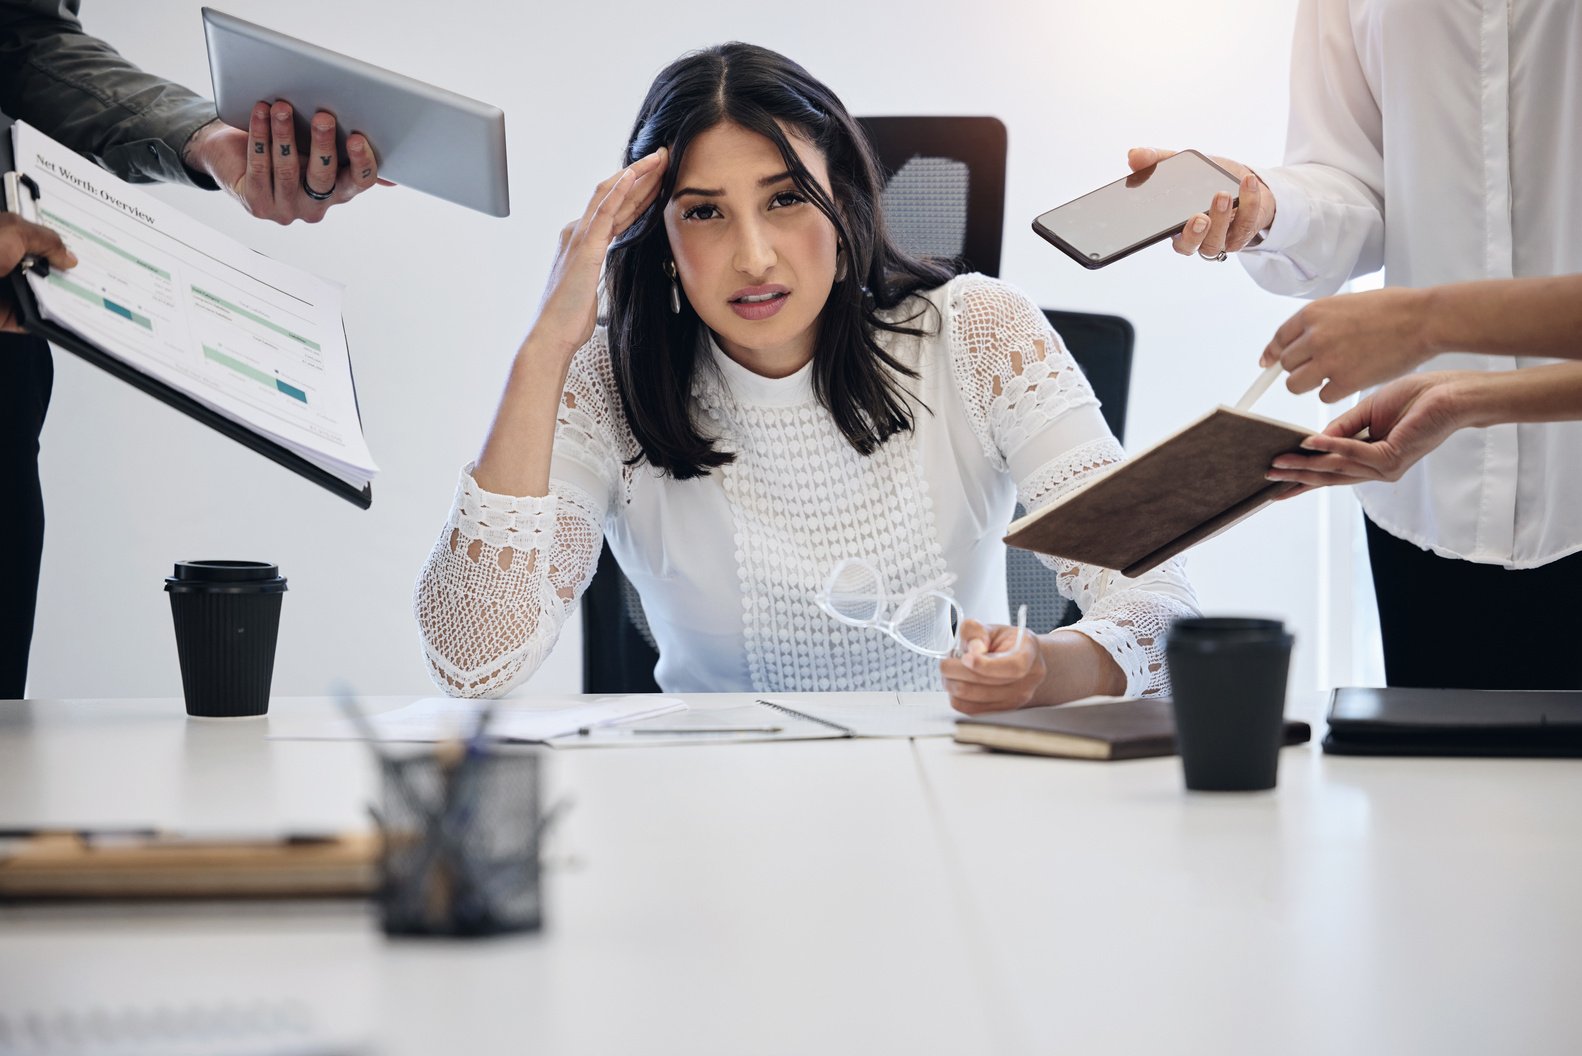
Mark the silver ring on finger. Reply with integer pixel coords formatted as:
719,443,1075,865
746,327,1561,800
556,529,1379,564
1199,249,1229,262
301,173,334,202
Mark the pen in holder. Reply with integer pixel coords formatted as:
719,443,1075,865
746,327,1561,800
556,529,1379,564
334,689,560,937
374,743,546,937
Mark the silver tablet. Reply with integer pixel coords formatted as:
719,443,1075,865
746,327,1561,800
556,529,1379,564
203,8,509,217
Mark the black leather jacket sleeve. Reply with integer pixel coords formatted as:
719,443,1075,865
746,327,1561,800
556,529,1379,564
0,0,218,188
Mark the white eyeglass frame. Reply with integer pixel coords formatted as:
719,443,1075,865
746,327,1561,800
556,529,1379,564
813,557,965,659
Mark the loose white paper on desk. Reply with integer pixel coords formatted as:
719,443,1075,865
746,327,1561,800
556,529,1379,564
270,696,686,743
10,121,377,490
559,692,960,748
784,692,960,738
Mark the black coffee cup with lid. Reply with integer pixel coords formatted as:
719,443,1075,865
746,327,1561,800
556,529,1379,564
164,561,287,718
1165,616,1294,792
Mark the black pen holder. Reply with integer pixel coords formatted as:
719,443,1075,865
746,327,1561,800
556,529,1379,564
374,747,544,938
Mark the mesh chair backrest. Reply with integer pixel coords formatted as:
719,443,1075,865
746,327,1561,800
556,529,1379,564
856,116,1007,277
881,156,971,261
1007,310,1135,631
619,573,658,651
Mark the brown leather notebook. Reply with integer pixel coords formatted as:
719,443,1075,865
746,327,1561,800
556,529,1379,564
954,697,1312,760
1003,407,1309,576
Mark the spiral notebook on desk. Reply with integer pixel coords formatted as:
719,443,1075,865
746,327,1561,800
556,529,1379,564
3,121,377,507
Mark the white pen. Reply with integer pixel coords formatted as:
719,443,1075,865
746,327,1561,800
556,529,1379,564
1235,362,1284,412
969,604,1028,659
990,603,1027,657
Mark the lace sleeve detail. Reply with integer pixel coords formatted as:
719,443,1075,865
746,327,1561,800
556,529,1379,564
411,335,624,698
945,274,1100,470
1020,443,1200,699
413,470,604,697
550,329,636,504
941,274,1198,696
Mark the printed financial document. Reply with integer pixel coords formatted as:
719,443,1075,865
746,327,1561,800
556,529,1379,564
10,121,377,489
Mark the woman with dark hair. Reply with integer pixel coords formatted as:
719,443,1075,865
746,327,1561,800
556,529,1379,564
414,43,1198,712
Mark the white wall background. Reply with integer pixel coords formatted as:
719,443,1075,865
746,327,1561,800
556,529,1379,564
28,0,1376,702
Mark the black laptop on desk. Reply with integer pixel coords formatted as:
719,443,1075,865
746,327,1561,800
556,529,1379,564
1324,687,1582,757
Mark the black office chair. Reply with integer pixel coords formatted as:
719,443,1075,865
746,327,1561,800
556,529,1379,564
1009,310,1134,631
856,116,1007,277
582,547,662,693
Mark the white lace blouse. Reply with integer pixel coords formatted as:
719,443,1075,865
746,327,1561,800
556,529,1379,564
413,275,1199,698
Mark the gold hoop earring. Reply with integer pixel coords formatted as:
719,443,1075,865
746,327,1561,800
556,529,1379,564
663,260,681,315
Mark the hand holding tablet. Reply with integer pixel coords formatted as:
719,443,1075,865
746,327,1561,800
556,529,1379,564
203,8,510,217
183,99,385,224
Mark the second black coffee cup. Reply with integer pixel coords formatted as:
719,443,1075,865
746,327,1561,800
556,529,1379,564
1166,617,1294,792
165,560,288,719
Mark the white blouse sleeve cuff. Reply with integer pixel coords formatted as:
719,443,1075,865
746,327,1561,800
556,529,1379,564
450,463,559,554
1240,166,1313,258
1055,562,1200,699
1064,614,1171,699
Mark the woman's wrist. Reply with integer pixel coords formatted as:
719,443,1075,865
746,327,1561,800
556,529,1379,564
472,336,578,497
1034,629,1127,705
1441,365,1582,430
1419,285,1457,359
1434,370,1502,430
517,328,583,371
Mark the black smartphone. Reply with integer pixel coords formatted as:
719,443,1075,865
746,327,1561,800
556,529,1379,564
1032,149,1241,269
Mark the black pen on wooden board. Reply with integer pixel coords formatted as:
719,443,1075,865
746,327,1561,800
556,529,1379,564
631,725,783,735
574,723,785,735
0,828,341,847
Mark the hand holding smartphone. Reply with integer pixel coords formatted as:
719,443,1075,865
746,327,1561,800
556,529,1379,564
1032,149,1244,269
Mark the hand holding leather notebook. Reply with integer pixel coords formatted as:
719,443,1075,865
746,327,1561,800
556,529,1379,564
954,696,1311,761
1004,365,1310,576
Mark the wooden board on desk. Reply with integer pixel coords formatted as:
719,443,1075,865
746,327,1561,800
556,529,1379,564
0,831,378,899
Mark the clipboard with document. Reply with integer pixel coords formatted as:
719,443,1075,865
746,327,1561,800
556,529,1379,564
3,121,378,507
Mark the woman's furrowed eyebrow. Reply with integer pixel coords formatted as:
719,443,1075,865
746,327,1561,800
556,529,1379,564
672,171,796,200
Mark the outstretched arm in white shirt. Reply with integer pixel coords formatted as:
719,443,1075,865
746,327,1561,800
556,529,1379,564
1124,0,1385,294
1267,362,1582,494
1257,274,1582,403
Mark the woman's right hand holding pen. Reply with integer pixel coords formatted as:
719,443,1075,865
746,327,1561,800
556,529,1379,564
1126,147,1276,260
528,148,669,359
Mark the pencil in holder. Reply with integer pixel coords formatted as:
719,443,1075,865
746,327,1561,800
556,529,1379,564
374,746,544,937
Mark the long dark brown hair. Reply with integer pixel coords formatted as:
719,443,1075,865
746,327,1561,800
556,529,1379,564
604,43,957,479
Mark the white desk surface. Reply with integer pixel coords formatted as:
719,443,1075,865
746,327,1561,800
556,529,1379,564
2,695,1580,1056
